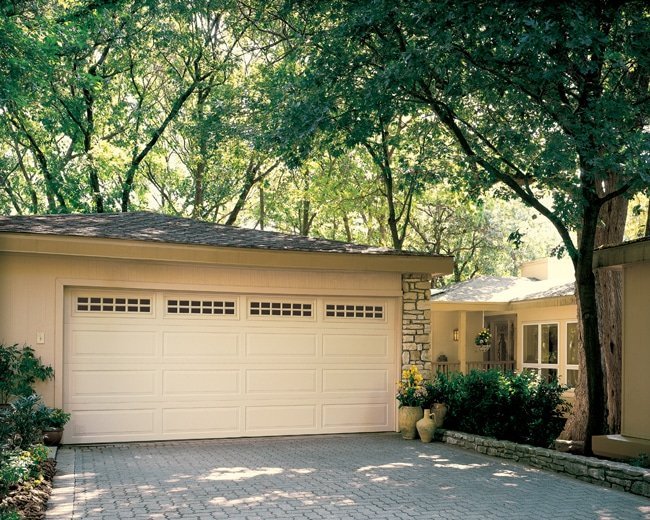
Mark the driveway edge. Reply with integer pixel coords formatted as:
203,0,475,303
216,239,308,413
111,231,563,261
45,446,76,518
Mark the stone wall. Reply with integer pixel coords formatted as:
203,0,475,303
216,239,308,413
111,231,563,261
434,429,650,499
401,273,432,379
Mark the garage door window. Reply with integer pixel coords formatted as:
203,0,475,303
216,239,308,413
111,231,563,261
325,303,384,319
249,301,313,317
167,298,236,316
75,296,152,314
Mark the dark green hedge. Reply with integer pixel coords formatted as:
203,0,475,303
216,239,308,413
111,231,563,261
425,370,571,448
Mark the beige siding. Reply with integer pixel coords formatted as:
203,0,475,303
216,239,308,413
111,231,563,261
622,262,650,440
0,251,401,410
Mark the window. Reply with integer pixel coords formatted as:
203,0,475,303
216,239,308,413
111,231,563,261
249,301,313,317
76,296,152,314
522,323,559,382
566,322,579,388
167,299,236,316
324,303,384,319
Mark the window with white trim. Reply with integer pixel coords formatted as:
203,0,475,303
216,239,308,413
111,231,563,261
249,301,313,317
566,322,579,388
76,296,152,314
522,323,559,382
324,303,384,319
167,298,236,316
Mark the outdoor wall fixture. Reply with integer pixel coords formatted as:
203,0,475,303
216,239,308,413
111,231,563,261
453,328,459,342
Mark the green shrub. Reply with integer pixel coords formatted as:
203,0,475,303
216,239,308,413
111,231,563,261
0,343,53,405
0,444,47,499
39,406,71,429
427,370,570,448
0,395,49,451
0,510,21,520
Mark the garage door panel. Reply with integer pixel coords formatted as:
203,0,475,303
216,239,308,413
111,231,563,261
245,332,317,358
163,369,239,396
322,334,389,360
69,329,157,358
245,405,317,432
322,403,389,429
245,369,317,394
163,331,239,359
162,407,240,434
322,369,389,393
69,369,157,398
70,409,156,437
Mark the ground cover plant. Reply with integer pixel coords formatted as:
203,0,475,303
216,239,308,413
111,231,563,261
427,369,570,448
0,345,57,519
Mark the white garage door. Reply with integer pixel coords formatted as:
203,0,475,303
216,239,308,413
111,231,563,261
63,288,397,443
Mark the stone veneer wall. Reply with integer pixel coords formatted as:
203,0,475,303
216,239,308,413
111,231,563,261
434,429,650,499
401,273,432,379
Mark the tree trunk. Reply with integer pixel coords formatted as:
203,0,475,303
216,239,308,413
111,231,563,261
561,191,627,443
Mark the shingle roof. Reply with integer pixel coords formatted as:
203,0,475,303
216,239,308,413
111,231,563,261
430,275,575,303
0,212,436,257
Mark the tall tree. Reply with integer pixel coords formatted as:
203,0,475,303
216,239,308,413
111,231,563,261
262,0,649,453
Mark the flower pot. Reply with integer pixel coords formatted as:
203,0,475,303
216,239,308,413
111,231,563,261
432,402,447,428
398,406,423,439
43,428,64,446
416,411,436,443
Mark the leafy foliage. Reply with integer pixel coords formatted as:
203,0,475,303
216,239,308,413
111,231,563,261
0,395,49,451
0,344,53,405
0,443,48,501
426,370,570,448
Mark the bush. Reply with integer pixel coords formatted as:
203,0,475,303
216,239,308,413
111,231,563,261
0,344,53,405
427,370,570,448
0,395,49,451
0,444,47,499
40,407,71,429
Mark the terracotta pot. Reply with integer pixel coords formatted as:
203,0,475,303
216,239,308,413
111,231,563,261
416,411,436,443
398,406,423,439
43,428,64,446
432,403,447,428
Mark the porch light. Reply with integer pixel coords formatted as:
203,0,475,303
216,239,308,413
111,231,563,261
453,328,459,342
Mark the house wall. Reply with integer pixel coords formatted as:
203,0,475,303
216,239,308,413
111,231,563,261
431,311,459,363
622,261,650,440
0,251,403,407
465,311,487,364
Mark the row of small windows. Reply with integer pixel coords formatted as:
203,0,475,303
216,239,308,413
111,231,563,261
75,296,384,319
325,304,384,319
249,301,313,317
167,299,236,315
76,297,151,313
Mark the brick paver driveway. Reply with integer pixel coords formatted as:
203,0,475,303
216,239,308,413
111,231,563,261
47,433,650,519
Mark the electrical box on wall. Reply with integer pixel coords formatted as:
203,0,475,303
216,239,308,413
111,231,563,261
36,332,45,344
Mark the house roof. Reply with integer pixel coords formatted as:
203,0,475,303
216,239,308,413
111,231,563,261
0,211,424,256
0,212,453,274
430,275,575,304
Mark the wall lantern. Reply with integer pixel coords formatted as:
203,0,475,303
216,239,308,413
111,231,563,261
453,328,459,342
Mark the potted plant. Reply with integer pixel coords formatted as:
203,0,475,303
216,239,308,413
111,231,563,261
424,377,448,429
0,343,54,407
41,407,71,446
474,328,492,352
396,365,428,439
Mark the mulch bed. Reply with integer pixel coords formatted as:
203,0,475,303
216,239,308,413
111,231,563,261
0,459,57,519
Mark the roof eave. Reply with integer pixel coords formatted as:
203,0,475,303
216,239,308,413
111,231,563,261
0,233,453,275
593,238,650,269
